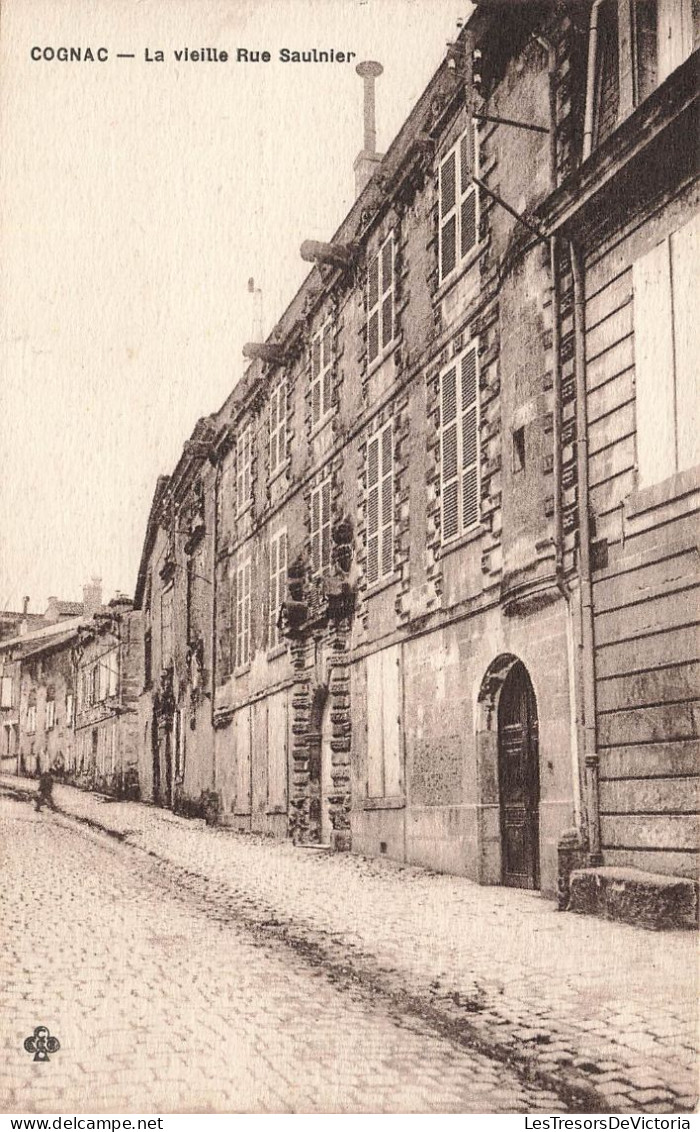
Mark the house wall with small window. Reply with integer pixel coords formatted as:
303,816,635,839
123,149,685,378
16,644,76,777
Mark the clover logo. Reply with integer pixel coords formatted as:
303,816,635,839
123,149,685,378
24,1026,60,1062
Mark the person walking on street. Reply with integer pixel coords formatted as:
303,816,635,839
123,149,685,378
35,770,57,813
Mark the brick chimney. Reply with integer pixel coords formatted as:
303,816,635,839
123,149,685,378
82,577,103,617
45,597,59,624
354,61,384,196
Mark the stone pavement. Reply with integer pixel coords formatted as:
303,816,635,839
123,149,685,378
0,797,562,1114
1,775,697,1113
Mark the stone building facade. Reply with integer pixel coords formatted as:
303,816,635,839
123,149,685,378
72,599,143,796
133,1,699,901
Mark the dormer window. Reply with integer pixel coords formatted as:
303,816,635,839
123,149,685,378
438,126,478,284
367,232,395,367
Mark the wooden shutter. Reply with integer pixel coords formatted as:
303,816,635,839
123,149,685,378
381,645,401,796
441,365,459,540
633,239,676,487
381,422,394,577
440,148,457,281
461,346,479,529
366,651,383,796
234,706,252,814
321,479,331,570
670,215,700,472
311,336,321,425
310,486,321,574
460,130,477,257
267,691,288,810
366,435,380,585
368,255,380,363
381,237,394,349
322,323,333,415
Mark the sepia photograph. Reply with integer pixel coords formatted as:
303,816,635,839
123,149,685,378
0,0,698,1119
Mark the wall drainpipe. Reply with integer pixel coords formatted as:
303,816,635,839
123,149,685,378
210,455,220,795
582,0,605,160
571,239,602,866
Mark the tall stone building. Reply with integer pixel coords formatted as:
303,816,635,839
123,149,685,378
134,1,698,903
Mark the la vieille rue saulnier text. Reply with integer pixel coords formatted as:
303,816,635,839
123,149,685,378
29,46,358,63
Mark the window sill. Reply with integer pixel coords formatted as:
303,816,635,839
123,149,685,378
435,240,485,304
266,805,287,816
437,522,483,560
309,406,337,442
364,570,400,599
625,465,700,519
266,643,287,662
367,335,400,380
268,458,291,487
363,795,405,811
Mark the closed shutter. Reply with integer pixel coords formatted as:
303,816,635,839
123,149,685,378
322,323,333,416
366,651,383,797
368,255,380,363
633,239,676,487
366,435,380,586
381,238,394,349
311,336,322,425
310,477,332,575
441,365,460,540
321,479,331,571
267,691,288,810
382,645,401,796
234,706,252,814
381,422,394,577
440,150,457,280
269,530,287,647
461,346,479,529
670,214,700,472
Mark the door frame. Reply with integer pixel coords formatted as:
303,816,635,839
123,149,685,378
497,661,540,890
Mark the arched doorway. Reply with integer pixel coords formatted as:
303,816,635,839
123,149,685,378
498,661,540,889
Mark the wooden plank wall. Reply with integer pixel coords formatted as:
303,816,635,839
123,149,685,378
584,202,700,880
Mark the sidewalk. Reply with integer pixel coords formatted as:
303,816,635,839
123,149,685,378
2,774,697,1113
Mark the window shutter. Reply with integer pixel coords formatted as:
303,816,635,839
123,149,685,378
322,324,333,415
461,347,479,529
381,239,394,349
633,240,676,488
440,150,457,281
321,479,331,571
367,436,380,585
311,488,321,574
441,216,457,281
381,422,394,578
670,216,700,472
441,366,459,540
461,191,477,258
440,150,456,216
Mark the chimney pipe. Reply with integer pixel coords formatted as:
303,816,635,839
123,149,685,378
22,596,30,616
354,60,384,196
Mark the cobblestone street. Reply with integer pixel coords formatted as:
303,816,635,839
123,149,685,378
0,796,562,1114
0,781,697,1114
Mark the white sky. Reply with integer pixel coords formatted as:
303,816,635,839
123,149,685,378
0,0,472,612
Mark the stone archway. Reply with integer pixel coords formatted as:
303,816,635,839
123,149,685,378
475,654,540,888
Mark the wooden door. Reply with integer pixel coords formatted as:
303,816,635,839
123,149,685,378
498,663,540,889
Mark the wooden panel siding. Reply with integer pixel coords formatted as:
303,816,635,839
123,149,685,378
599,738,700,780
588,367,634,425
600,776,699,815
596,622,700,679
589,434,636,489
594,545,699,613
585,266,632,330
594,584,700,646
587,335,634,393
601,814,698,853
598,702,698,748
588,401,635,457
597,660,700,713
585,300,633,363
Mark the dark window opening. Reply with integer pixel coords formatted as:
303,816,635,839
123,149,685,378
512,427,526,474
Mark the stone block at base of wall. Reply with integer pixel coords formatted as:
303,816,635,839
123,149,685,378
568,866,698,930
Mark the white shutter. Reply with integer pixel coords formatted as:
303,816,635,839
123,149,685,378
461,346,479,530
234,706,252,814
670,215,700,472
380,422,394,577
381,645,401,796
366,436,380,585
310,486,321,574
380,237,394,349
441,365,460,540
267,691,287,810
322,323,333,415
366,651,384,797
633,240,676,488
368,255,380,363
321,478,331,571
